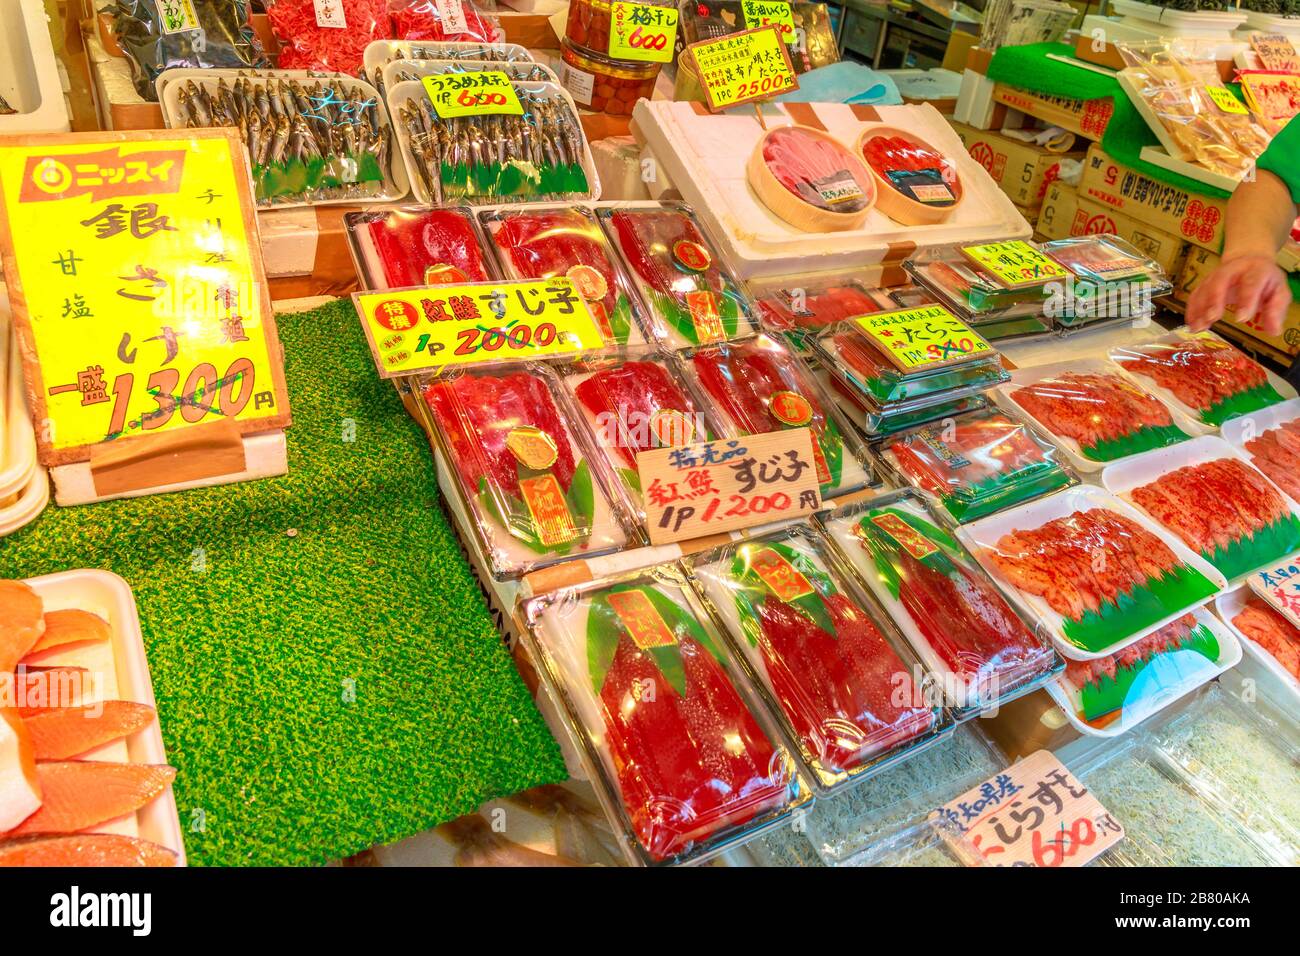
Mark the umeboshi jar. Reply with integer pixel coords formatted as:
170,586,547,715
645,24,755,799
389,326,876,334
560,40,661,116
565,0,615,52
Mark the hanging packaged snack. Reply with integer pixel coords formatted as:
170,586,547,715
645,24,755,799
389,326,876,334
519,564,808,864
559,40,661,117
1110,330,1291,428
879,407,1078,524
998,358,1200,472
266,0,392,73
682,333,876,498
561,349,717,516
107,0,269,102
389,0,504,43
962,485,1226,659
749,275,913,353
365,38,534,95
857,127,962,225
344,207,493,290
478,205,647,346
687,526,949,792
422,363,634,579
819,489,1061,718
747,126,877,232
597,202,753,349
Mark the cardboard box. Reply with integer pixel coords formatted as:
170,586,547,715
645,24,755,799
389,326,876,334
1077,144,1229,253
951,123,1086,210
991,84,1114,140
1175,246,1300,362
1037,181,1190,279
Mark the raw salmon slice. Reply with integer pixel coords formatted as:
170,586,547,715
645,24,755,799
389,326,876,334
13,666,91,717
22,609,110,665
4,761,176,837
25,701,156,760
0,832,176,867
0,581,44,672
0,708,41,832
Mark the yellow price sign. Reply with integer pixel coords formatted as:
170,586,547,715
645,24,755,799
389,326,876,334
687,25,799,112
0,129,290,466
961,239,1071,289
421,71,523,119
353,278,608,378
1205,85,1248,115
741,0,797,45
608,2,678,63
856,304,993,372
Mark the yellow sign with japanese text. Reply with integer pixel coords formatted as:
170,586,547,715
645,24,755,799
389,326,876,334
0,130,290,466
687,25,799,112
741,0,797,45
960,239,1071,289
608,2,679,63
856,304,993,372
1204,85,1248,115
421,71,524,119
353,278,608,378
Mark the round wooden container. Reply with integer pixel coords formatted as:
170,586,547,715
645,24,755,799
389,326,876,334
746,125,876,233
857,126,964,226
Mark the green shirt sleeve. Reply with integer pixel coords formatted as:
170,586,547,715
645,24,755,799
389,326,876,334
1258,113,1300,204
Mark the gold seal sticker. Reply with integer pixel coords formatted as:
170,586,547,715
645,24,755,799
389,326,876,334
506,425,559,470
673,239,711,273
769,390,813,427
649,408,696,447
424,263,469,285
566,264,608,303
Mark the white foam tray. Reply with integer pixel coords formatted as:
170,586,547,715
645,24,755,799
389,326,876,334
22,569,186,865
631,100,1032,280
1215,585,1300,710
1220,396,1300,507
0,0,70,133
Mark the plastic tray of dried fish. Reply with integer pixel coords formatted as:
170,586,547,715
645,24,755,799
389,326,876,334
380,58,559,100
364,39,534,95
156,69,408,209
388,79,600,207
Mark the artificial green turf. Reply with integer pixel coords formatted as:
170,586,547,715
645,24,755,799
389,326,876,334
0,298,567,866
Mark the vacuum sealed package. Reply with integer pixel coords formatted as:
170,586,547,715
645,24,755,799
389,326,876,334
519,564,808,865
479,205,647,346
879,407,1078,523
687,526,949,792
266,0,392,73
422,363,634,579
682,333,877,499
597,203,753,349
390,0,504,42
819,489,1061,718
107,0,268,101
344,206,493,290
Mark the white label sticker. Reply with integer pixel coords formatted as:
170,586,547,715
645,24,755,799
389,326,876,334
314,0,348,28
436,0,470,34
561,62,595,107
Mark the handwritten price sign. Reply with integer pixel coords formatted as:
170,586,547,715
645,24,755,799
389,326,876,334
1247,555,1300,629
931,750,1125,867
353,278,607,377
687,25,799,112
856,304,993,372
741,0,797,45
421,71,523,119
961,239,1071,289
609,2,678,63
637,428,822,545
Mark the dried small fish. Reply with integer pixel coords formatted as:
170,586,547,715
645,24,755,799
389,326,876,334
0,92,16,115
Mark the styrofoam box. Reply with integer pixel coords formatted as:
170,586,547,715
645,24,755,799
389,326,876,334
0,0,70,132
631,100,1032,280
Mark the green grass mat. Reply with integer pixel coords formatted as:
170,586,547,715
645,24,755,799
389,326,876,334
0,299,566,866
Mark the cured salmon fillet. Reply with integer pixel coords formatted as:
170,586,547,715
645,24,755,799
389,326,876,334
4,761,176,837
12,665,91,717
0,833,176,867
24,701,157,760
0,708,41,832
1245,419,1300,503
1232,598,1300,679
0,581,44,673
22,609,110,665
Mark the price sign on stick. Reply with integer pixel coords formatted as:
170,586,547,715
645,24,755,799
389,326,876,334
636,428,822,545
687,25,799,112
353,278,608,377
0,129,291,466
931,750,1125,867
1247,555,1300,629
608,2,679,63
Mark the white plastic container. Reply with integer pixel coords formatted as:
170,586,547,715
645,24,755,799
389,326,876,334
1215,585,1300,708
1243,10,1300,36
22,569,186,865
363,38,533,90
380,57,558,97
0,0,70,132
1111,0,1248,36
1220,396,1300,507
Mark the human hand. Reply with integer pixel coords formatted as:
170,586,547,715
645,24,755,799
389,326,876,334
1185,253,1292,336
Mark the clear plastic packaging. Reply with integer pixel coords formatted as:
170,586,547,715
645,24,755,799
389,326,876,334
1229,588,1300,682
879,407,1078,523
597,202,754,349
382,58,557,99
903,244,1055,322
749,275,889,353
107,0,269,102
815,360,992,438
390,79,597,205
820,489,1061,717
519,563,808,865
1238,70,1300,136
962,484,1226,659
266,0,391,73
344,206,493,291
389,0,504,43
1040,234,1171,328
422,362,633,579
1224,398,1300,507
687,525,949,792
682,333,877,499
747,125,877,232
365,38,535,95
478,205,647,346
1110,330,1290,427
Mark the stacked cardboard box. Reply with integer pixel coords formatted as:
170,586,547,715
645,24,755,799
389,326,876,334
950,122,1086,224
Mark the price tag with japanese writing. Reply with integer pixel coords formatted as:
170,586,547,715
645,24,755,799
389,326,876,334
636,428,822,545
154,0,201,34
353,278,607,378
960,239,1071,289
0,129,291,466
930,750,1125,867
608,2,678,63
741,0,797,45
1247,555,1300,629
687,25,799,112
1205,86,1248,115
421,71,524,119
1251,33,1300,73
855,304,993,372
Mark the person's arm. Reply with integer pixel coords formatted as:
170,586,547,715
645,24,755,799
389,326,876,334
1185,169,1296,335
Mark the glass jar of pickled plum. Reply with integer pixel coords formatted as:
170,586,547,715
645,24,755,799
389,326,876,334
565,0,615,52
559,40,661,116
